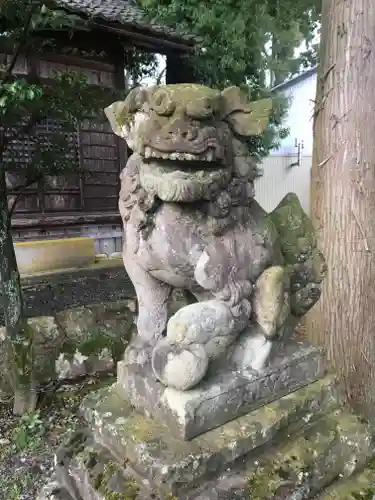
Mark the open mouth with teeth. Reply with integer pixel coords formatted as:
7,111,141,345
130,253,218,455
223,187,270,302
143,145,223,165
139,149,231,202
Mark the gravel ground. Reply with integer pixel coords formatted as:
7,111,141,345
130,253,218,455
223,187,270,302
22,268,135,318
0,264,135,326
0,376,114,500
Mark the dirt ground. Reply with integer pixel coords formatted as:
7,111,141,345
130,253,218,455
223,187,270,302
0,376,114,500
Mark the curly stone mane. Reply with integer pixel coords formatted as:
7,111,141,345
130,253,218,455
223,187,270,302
119,150,260,239
118,153,155,225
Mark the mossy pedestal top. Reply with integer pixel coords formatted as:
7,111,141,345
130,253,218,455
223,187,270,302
116,338,326,441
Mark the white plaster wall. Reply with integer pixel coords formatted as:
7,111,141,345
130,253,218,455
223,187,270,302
271,72,317,157
255,71,317,214
255,155,312,215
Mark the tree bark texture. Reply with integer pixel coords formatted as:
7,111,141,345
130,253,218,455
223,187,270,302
307,0,375,418
0,168,36,414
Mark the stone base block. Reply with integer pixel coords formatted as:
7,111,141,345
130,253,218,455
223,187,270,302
38,372,375,500
40,379,375,500
118,339,327,440
79,375,339,497
317,466,375,500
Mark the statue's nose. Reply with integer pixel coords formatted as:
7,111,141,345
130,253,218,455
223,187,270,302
163,118,198,141
182,128,198,141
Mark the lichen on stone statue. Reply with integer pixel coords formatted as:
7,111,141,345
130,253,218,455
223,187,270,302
105,83,327,392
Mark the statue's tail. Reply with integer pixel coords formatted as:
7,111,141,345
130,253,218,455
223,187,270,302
268,193,327,318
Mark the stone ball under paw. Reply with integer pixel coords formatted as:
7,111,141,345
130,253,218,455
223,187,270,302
167,300,237,353
152,339,208,391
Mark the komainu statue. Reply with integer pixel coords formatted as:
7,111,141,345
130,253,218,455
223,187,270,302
105,84,326,392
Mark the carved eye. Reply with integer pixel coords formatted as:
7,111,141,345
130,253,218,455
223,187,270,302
151,89,175,116
186,97,216,119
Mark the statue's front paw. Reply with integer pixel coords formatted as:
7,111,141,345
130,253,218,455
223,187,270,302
253,266,290,339
229,327,273,372
152,339,208,391
123,336,153,366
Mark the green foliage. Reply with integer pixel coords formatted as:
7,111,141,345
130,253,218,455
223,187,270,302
245,88,291,159
0,472,34,500
0,0,86,38
125,49,159,86
141,0,321,88
11,409,45,453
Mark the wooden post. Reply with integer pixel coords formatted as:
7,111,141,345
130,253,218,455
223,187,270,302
113,43,128,188
166,53,197,84
26,52,45,214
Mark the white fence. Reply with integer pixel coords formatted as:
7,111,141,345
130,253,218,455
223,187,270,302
255,155,312,215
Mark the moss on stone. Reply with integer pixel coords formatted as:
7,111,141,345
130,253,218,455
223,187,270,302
72,440,140,500
93,458,140,500
10,321,35,386
247,467,285,499
264,214,281,250
247,407,375,499
1,300,137,397
111,84,222,139
61,326,128,364
57,301,135,365
319,462,375,500
269,193,317,265
351,490,375,500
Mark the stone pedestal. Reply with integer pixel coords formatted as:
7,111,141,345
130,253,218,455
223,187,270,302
118,339,326,440
39,339,375,500
79,376,340,494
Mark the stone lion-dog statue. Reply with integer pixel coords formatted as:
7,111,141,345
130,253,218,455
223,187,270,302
105,83,326,391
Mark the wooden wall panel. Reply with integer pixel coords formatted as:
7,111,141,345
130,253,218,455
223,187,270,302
3,49,123,223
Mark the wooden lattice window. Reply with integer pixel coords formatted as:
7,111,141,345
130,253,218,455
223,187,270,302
5,118,82,213
5,118,121,214
80,119,120,212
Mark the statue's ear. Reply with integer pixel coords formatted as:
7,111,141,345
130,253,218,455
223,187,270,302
104,101,127,137
221,86,272,137
104,87,149,138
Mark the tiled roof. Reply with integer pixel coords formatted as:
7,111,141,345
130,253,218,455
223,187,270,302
272,66,318,92
57,0,196,46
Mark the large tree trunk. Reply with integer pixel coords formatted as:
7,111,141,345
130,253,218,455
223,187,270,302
0,168,36,414
307,0,375,418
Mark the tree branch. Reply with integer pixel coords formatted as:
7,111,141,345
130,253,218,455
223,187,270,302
7,173,42,220
156,66,166,85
